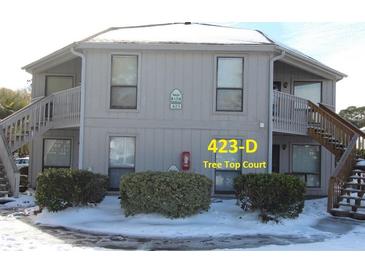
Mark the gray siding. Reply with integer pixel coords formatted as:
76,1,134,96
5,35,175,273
274,61,336,107
273,133,335,196
82,49,271,181
31,58,82,99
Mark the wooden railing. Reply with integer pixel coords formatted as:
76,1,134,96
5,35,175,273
307,101,354,160
1,95,55,152
52,87,81,128
0,86,81,152
327,134,358,211
0,130,20,197
307,103,365,211
0,86,80,196
319,103,365,157
273,91,309,135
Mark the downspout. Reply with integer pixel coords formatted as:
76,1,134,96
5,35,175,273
71,46,85,170
268,50,285,173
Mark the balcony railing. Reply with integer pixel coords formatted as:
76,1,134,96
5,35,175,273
52,86,81,128
273,91,309,135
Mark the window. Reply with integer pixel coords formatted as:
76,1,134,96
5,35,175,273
109,137,135,189
273,81,281,92
292,144,321,187
43,139,72,169
46,76,74,96
216,57,243,111
111,55,138,109
294,81,322,104
215,139,242,194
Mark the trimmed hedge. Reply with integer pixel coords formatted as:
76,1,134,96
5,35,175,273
35,168,109,212
120,171,212,218
234,173,305,222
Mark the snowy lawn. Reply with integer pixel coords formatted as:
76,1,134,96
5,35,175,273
2,195,365,250
0,194,98,251
0,193,36,209
34,196,332,239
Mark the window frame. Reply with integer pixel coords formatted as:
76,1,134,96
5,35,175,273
42,138,72,170
215,56,244,112
108,136,136,190
110,54,139,110
45,74,75,96
213,138,242,195
291,144,321,188
293,80,323,104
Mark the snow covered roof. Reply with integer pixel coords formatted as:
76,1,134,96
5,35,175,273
82,23,272,45
22,22,346,79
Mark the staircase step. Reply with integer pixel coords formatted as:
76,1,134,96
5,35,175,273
349,175,365,180
352,212,365,220
345,182,365,187
330,208,365,220
340,195,365,201
353,169,365,174
329,208,352,218
338,202,365,209
343,188,365,193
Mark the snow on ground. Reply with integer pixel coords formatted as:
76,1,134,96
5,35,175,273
246,223,365,251
0,214,97,251
0,193,36,209
2,194,365,250
35,196,331,239
0,194,100,251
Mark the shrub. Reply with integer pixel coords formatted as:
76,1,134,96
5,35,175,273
120,171,212,218
234,173,305,222
35,168,109,212
357,149,365,159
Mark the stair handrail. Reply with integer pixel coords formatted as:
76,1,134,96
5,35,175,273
0,96,45,125
308,101,355,136
0,128,20,197
327,133,359,211
319,103,365,139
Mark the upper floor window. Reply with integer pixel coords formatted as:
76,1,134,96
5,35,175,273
294,81,322,104
111,55,138,109
216,57,243,112
45,75,74,96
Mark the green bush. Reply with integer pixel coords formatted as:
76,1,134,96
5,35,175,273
357,149,365,159
35,168,109,212
120,171,212,218
234,173,305,222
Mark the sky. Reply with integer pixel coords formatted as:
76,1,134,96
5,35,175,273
0,0,364,111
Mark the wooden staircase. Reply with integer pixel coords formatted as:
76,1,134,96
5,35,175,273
307,102,365,220
0,87,81,197
0,160,10,197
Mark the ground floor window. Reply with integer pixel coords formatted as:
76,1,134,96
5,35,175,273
292,144,321,187
109,136,135,189
43,139,72,169
214,139,242,194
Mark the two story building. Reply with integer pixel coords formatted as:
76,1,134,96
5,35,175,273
2,23,364,218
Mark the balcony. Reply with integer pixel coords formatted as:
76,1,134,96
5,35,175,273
272,90,309,135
